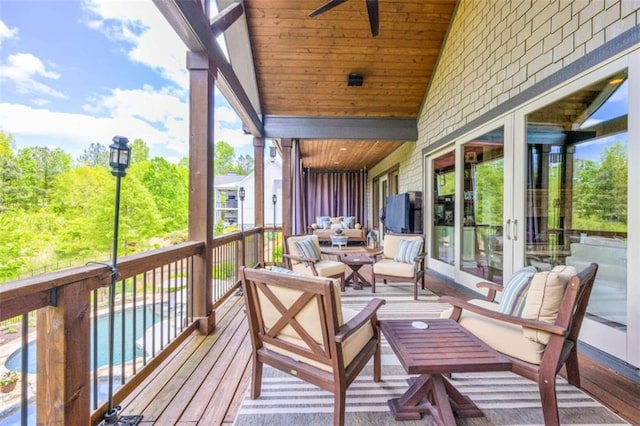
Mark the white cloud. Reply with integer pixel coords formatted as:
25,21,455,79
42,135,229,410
215,106,241,124
0,53,65,99
0,102,187,157
0,20,18,47
80,0,188,90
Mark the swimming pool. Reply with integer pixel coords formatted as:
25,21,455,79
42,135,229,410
5,304,165,374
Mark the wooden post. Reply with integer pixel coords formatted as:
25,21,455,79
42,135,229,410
37,279,92,425
187,51,215,333
281,138,293,237
254,138,265,265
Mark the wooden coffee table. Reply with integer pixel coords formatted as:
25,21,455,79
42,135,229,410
322,247,377,291
379,319,512,425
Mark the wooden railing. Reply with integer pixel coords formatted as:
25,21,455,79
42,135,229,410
0,228,280,425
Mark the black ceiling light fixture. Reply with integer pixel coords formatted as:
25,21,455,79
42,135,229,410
310,0,379,37
347,73,364,87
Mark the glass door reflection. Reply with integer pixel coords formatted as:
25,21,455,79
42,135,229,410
460,128,505,283
432,152,455,265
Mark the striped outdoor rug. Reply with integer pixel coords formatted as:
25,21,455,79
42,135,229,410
234,283,628,425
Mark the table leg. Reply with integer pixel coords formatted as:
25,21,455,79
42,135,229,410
388,374,482,425
351,264,363,290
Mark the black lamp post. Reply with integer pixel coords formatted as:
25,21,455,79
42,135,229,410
102,136,141,425
272,194,277,264
238,186,245,232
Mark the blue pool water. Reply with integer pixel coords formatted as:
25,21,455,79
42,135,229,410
5,304,164,374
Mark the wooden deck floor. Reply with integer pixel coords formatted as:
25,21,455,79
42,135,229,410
119,272,640,425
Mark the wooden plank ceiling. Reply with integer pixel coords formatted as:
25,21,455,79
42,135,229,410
241,0,457,170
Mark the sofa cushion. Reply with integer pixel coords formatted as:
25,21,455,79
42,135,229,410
330,223,344,230
393,239,424,264
330,216,342,224
521,265,576,344
498,266,537,316
342,216,356,229
440,299,546,365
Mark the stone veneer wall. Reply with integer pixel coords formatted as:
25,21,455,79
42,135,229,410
368,0,640,221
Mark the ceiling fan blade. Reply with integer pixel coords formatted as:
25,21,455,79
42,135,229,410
365,0,379,36
309,0,348,17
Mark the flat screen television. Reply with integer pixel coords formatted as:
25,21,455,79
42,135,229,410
385,193,410,233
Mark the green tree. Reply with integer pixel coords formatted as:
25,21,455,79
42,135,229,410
573,140,627,230
214,141,236,176
0,131,21,211
16,146,72,209
132,157,188,233
78,142,109,168
235,154,254,175
131,138,150,164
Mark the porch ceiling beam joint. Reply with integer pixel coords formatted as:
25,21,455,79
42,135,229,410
153,0,263,137
210,2,244,38
263,116,417,140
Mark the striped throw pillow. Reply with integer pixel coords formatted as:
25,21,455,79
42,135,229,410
294,238,321,266
393,239,424,264
498,266,537,316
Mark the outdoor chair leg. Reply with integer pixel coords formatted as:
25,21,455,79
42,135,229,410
538,374,560,426
565,347,581,387
250,359,263,399
334,388,346,426
373,338,381,382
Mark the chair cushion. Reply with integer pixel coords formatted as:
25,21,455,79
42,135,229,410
498,266,537,316
393,239,424,264
521,265,577,344
257,272,344,338
292,259,345,277
383,234,423,259
373,258,415,278
265,307,373,372
293,236,321,266
440,299,546,365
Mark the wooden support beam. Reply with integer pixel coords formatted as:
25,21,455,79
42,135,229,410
253,138,265,265
153,0,263,137
187,51,215,327
281,138,293,237
210,2,244,38
37,278,93,425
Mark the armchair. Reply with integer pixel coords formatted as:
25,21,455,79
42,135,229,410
283,234,346,290
240,267,385,426
439,263,598,426
372,233,426,300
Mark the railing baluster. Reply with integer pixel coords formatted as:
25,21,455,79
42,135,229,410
152,268,156,357
143,271,148,366
160,266,164,350
92,291,98,409
21,313,28,426
132,274,137,376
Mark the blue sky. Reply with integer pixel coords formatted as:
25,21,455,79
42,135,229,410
0,0,253,163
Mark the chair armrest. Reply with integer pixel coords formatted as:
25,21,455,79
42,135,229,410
335,298,385,343
319,249,341,260
283,253,318,264
370,249,384,261
438,296,567,336
476,281,504,302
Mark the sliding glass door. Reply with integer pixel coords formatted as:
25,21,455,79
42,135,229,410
522,68,630,361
